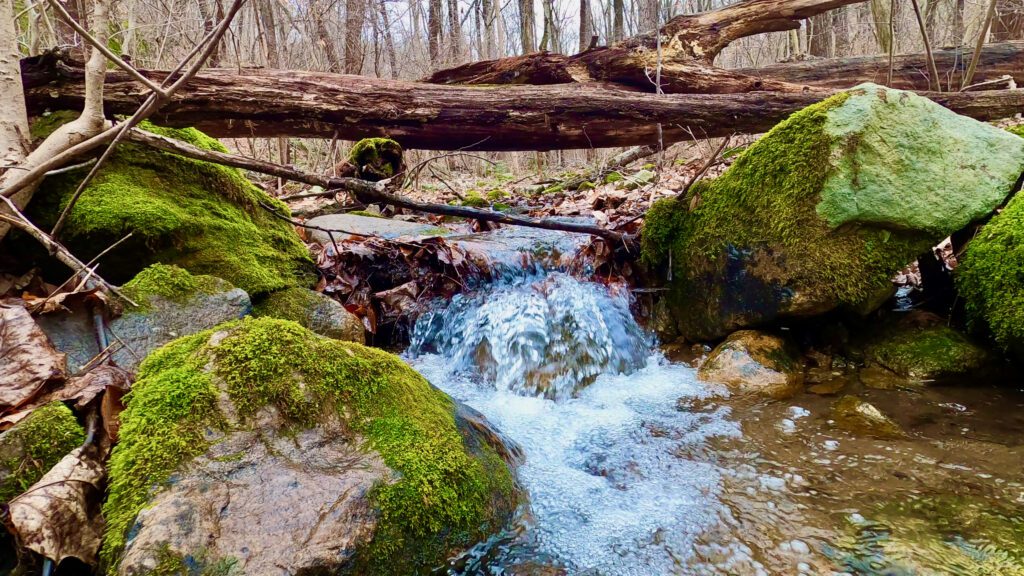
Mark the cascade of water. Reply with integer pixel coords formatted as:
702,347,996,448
406,262,740,574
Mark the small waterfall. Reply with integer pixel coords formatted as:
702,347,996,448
410,272,649,399
405,248,740,575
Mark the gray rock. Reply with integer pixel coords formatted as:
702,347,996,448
253,287,363,342
306,213,449,244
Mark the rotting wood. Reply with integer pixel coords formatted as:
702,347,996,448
24,59,1024,151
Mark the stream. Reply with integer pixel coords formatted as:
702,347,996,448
404,229,1024,576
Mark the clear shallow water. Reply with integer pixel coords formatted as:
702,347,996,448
407,271,740,574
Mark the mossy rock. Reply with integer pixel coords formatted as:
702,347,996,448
0,402,84,503
349,138,404,181
864,324,990,381
1007,124,1024,138
253,286,364,342
956,190,1024,361
697,330,804,399
460,191,489,208
830,395,906,439
23,116,313,296
603,171,624,184
642,84,1024,341
102,317,517,575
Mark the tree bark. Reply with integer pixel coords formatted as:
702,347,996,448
482,0,497,57
807,13,832,56
579,0,593,53
447,0,463,62
735,41,1024,90
612,0,625,41
0,0,29,169
519,0,537,53
24,59,1024,151
256,0,281,68
345,0,366,74
312,0,343,72
428,0,443,66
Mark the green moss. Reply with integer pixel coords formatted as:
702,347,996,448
0,402,84,503
642,93,928,336
1007,124,1024,138
102,318,515,574
348,138,403,181
26,116,313,296
460,191,489,208
577,181,595,191
485,189,508,201
29,111,81,141
865,324,989,379
122,264,223,310
604,171,624,184
347,210,384,218
251,286,321,325
956,191,1024,357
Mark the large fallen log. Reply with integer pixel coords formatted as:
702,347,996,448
24,59,1024,150
737,42,1024,91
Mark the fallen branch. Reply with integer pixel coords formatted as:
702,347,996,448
126,129,625,242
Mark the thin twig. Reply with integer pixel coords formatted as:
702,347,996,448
908,0,940,92
886,0,896,86
677,135,731,201
962,0,999,90
46,232,134,298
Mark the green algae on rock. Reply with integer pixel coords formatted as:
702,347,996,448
697,330,804,399
865,324,990,381
102,317,517,575
253,286,364,342
956,190,1024,361
642,85,1024,341
0,402,84,504
24,117,313,296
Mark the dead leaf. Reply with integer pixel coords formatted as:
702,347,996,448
60,365,133,410
100,384,129,442
9,445,105,565
0,301,66,414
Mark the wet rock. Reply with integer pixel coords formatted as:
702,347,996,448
254,286,364,342
22,114,313,296
698,330,804,399
103,317,518,575
864,323,990,381
808,377,848,396
643,84,1024,340
40,264,250,373
859,365,906,390
830,395,906,439
0,402,84,504
306,213,450,244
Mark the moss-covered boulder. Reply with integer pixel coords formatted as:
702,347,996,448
0,402,84,503
23,115,313,296
348,138,404,181
254,286,364,342
830,395,906,439
956,176,1024,361
643,84,1024,341
102,317,517,575
697,330,804,399
864,324,990,381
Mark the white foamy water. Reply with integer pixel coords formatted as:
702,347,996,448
407,272,741,575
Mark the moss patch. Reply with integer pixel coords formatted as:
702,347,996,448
956,191,1024,359
102,318,515,574
865,324,990,380
122,264,223,309
0,402,84,503
25,116,313,296
642,92,928,339
1007,124,1024,138
349,138,403,181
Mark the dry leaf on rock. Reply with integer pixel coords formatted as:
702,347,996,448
9,445,105,565
0,301,66,414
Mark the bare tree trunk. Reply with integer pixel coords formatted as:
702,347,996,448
0,0,29,169
482,0,497,57
448,0,463,62
871,0,892,53
807,13,832,56
345,0,366,74
834,6,851,55
638,0,658,31
313,0,343,72
428,0,443,66
377,0,399,77
579,0,593,52
613,0,625,40
540,0,559,50
256,0,281,67
196,0,222,66
519,0,537,52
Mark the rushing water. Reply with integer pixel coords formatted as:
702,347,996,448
405,229,1024,575
407,267,741,574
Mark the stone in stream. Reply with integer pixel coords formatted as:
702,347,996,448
830,395,906,439
642,84,1024,341
22,113,313,297
697,330,804,399
863,323,990,382
38,264,250,373
253,286,364,342
102,317,519,576
305,213,451,244
956,127,1024,362
0,402,84,504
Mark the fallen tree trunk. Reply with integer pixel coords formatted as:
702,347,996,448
24,59,1024,150
736,42,1024,91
